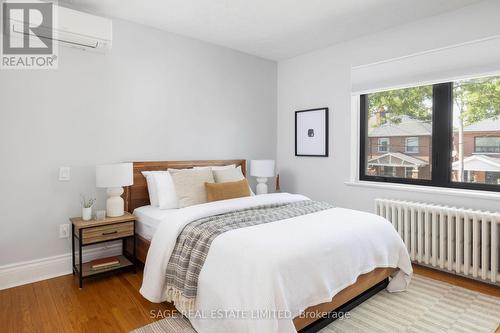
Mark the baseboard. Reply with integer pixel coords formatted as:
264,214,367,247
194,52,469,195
0,243,122,290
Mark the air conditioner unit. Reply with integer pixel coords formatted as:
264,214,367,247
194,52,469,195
7,3,112,53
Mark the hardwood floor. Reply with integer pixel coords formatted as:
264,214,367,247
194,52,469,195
413,264,500,298
0,264,498,333
0,268,175,333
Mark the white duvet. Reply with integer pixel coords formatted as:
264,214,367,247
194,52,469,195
140,193,412,333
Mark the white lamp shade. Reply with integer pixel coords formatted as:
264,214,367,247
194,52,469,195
96,163,133,188
250,160,275,178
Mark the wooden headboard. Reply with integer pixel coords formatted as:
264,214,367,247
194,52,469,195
123,160,247,213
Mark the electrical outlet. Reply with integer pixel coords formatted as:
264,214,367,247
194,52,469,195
59,224,70,238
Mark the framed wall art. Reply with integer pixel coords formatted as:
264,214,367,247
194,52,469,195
295,107,329,157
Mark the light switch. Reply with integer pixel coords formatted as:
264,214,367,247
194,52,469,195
59,166,70,181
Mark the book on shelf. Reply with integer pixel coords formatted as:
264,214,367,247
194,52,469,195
90,256,121,270
91,262,121,270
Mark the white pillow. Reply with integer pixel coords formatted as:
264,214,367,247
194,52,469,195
141,171,178,209
212,166,244,182
193,164,236,171
213,166,255,195
141,171,163,206
154,171,178,209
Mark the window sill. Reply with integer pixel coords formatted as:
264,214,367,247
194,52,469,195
344,180,500,201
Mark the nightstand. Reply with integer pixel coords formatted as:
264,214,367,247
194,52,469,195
70,212,136,288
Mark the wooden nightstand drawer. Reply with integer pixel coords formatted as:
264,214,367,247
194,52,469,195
81,222,134,245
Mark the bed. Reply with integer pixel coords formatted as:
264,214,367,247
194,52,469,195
124,160,412,333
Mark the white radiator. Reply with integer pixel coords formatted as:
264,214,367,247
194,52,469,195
375,198,500,285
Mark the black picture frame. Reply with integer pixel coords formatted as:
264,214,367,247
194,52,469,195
295,107,329,157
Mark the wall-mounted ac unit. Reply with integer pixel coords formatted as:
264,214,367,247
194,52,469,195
7,3,112,53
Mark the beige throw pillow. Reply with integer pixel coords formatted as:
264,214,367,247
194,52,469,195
213,166,255,195
212,166,245,182
170,169,215,208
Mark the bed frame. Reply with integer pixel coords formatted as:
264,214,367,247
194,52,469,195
123,160,397,332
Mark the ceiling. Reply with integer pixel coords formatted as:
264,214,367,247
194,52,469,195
61,0,482,60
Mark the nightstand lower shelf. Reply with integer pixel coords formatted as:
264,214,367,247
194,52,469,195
76,255,133,278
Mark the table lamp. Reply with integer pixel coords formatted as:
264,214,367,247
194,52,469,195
96,163,133,217
250,160,275,195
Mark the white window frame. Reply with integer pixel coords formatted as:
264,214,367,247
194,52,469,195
474,136,500,154
405,137,419,153
378,138,389,153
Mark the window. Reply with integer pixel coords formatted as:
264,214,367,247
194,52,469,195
361,84,432,181
379,166,396,177
360,75,500,191
451,76,500,186
485,172,500,185
378,138,389,152
405,137,419,153
405,167,415,178
474,137,500,153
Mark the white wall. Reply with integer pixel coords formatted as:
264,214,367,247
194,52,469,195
277,0,500,212
0,19,277,266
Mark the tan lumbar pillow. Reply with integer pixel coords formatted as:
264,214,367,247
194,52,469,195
170,169,215,208
205,179,251,202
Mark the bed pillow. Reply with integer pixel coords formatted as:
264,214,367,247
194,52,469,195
170,169,215,208
153,171,179,209
205,179,251,202
213,166,255,195
141,171,163,206
142,171,179,208
212,166,245,182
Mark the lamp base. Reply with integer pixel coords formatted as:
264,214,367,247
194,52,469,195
256,177,268,195
106,187,125,217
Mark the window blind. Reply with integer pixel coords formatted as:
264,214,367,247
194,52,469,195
351,36,500,94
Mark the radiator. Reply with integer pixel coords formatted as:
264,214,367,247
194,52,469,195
375,198,500,285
